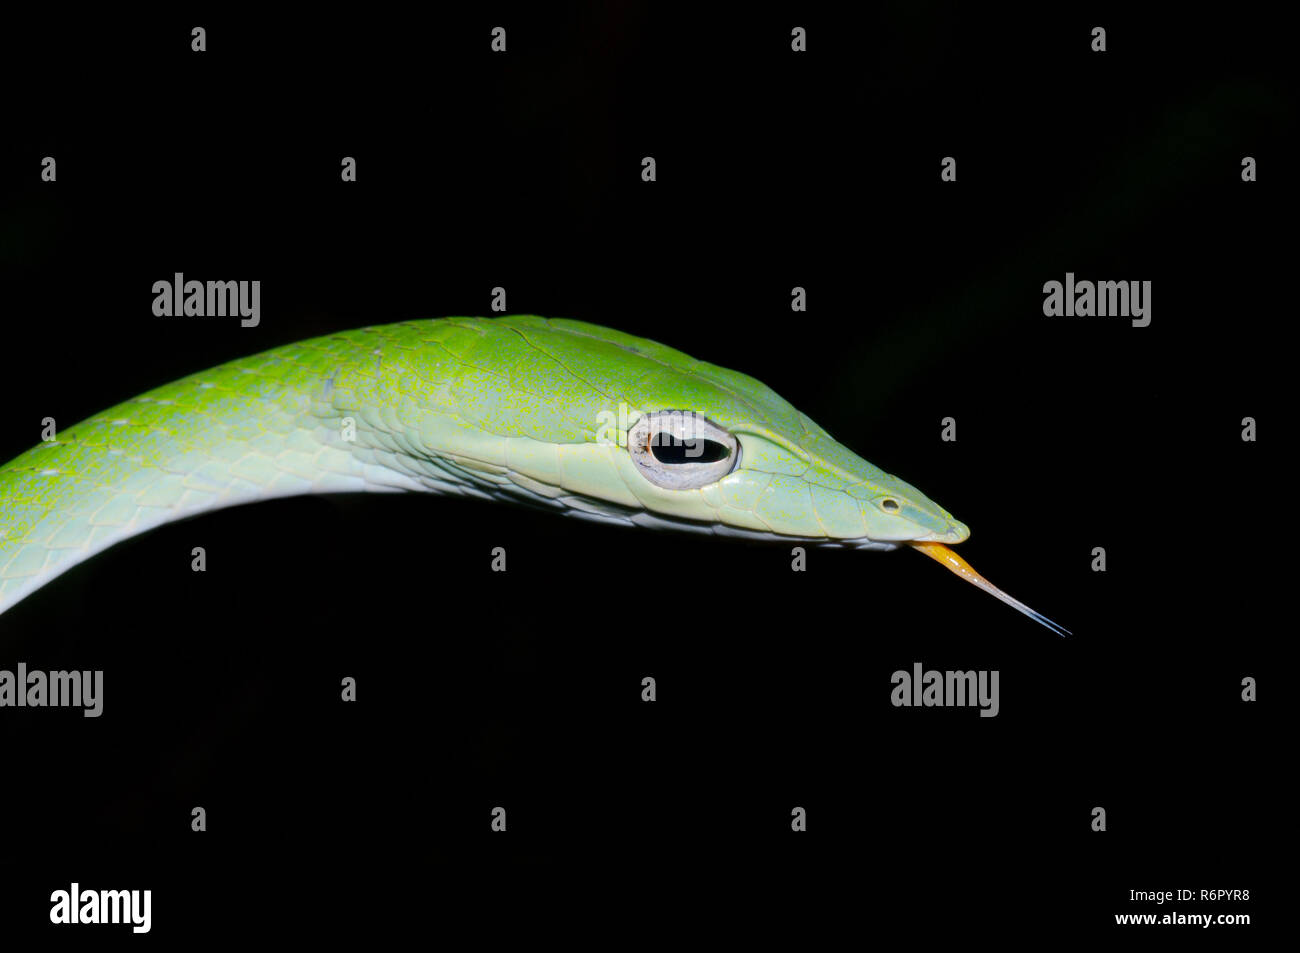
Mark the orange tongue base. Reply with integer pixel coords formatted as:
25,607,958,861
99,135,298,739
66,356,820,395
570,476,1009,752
910,540,981,577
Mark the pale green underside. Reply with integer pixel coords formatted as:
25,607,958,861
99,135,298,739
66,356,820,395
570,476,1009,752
0,315,967,615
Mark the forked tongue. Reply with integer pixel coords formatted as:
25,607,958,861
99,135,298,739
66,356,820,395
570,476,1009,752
909,541,1070,637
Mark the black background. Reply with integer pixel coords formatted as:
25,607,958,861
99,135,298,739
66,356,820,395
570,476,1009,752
0,3,1287,940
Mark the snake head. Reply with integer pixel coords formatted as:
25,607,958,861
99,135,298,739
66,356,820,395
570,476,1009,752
623,406,970,547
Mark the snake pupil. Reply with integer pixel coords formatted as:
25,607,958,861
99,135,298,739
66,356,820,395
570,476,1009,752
650,435,730,465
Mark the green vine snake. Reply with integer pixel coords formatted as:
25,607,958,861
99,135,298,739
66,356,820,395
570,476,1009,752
0,315,1068,635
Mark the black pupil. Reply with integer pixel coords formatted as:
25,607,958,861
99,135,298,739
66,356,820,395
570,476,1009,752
650,434,730,464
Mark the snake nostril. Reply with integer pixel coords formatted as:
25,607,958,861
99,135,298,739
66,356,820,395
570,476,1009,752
881,498,899,512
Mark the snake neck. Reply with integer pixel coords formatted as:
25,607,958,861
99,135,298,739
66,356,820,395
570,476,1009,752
0,330,445,617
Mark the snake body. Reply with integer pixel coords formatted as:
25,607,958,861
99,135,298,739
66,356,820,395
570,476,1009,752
0,315,1064,633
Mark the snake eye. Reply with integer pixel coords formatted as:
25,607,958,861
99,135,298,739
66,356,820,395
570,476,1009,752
627,411,740,489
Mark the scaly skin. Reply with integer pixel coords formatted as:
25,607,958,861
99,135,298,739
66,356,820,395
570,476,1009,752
0,315,973,619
